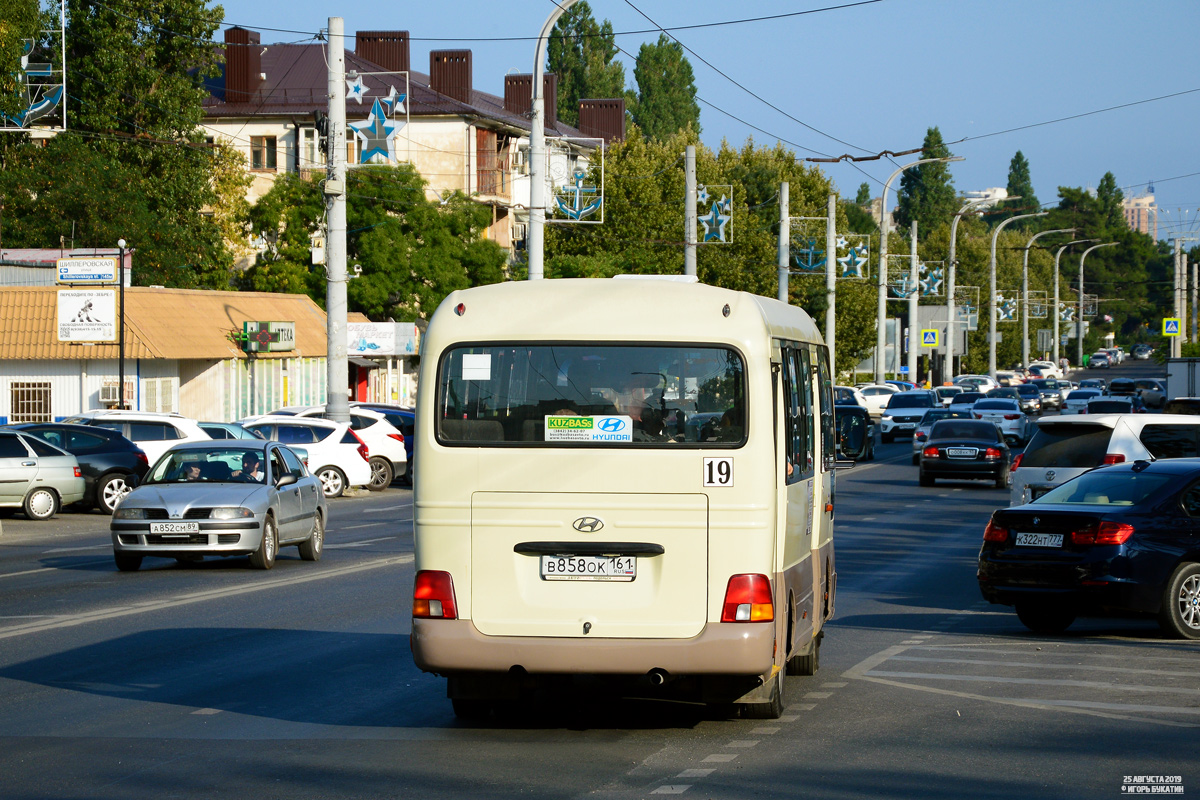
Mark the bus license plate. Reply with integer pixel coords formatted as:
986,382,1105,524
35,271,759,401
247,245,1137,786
541,555,636,581
150,521,200,534
1014,532,1062,548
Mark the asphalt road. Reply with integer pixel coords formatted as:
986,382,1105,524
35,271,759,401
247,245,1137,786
0,379,1195,799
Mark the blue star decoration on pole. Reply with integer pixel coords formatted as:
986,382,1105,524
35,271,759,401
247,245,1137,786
699,194,732,242
382,84,406,115
346,75,369,104
554,167,603,220
919,263,944,296
996,295,1018,321
837,239,869,278
349,98,398,164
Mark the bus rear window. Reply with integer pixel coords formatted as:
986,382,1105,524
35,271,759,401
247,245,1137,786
436,345,746,446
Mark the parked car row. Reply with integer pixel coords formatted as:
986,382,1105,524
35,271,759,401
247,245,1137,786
0,404,415,521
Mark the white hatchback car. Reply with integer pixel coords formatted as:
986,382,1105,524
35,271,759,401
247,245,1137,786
63,410,212,466
241,416,371,498
263,406,407,491
971,398,1028,445
858,384,901,420
1061,389,1102,415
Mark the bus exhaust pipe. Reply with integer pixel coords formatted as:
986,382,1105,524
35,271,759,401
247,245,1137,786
647,669,668,686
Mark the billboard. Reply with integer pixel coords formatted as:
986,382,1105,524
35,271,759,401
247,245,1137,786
57,289,116,342
347,322,419,356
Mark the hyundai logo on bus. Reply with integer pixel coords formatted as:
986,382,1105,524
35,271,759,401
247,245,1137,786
597,417,627,433
573,517,605,533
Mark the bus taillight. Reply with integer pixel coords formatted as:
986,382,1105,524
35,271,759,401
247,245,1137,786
720,574,773,622
413,570,458,619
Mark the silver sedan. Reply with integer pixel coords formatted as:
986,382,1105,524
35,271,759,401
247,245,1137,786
111,441,326,571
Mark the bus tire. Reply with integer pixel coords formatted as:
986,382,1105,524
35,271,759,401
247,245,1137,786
787,637,819,676
740,669,784,720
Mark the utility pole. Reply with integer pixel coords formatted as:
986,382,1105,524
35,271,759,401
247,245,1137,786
1052,239,1095,366
324,17,349,423
1077,242,1117,367
825,193,837,375
527,0,578,280
117,238,127,409
1193,260,1198,342
908,220,918,384
946,197,993,380
776,182,789,301
988,212,1046,378
684,145,697,276
1021,228,1073,366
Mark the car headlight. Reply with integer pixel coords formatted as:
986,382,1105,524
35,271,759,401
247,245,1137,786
113,507,147,519
210,507,256,520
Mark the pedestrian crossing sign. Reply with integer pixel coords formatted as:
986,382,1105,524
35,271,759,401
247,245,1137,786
1164,318,1182,336
921,329,939,347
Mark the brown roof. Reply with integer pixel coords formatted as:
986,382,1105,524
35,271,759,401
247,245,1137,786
0,287,330,361
202,43,585,137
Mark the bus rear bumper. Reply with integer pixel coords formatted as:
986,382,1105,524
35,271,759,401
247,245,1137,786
411,618,774,677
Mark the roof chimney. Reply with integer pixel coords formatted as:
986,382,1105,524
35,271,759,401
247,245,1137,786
578,98,626,143
356,31,409,72
429,50,473,104
223,27,261,103
503,73,558,128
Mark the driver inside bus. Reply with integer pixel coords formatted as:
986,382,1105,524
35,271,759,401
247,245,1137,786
601,372,664,436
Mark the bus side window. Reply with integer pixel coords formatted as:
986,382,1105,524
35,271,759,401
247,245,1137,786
796,347,816,479
817,346,835,471
783,346,807,484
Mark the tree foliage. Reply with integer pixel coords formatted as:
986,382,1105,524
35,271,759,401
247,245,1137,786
894,127,957,241
626,35,700,140
0,0,47,121
985,150,1040,229
244,165,507,321
546,1,625,128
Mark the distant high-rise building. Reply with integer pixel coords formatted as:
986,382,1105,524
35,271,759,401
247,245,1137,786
1123,193,1157,238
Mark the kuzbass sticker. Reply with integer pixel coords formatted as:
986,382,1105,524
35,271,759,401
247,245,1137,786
545,415,632,442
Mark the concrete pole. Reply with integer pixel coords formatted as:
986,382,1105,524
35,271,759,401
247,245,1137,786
1173,239,1182,358
1052,239,1094,367
117,239,126,409
946,198,990,382
1021,228,1073,366
1077,243,1118,367
777,182,789,301
908,221,919,384
325,17,349,423
1193,260,1198,342
684,145,697,276
988,212,1046,378
874,156,961,384
527,0,578,280
825,192,837,376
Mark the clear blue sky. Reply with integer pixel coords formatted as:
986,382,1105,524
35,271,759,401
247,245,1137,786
225,0,1200,241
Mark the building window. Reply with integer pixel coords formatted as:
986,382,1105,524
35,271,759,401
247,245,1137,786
10,382,52,423
251,136,277,170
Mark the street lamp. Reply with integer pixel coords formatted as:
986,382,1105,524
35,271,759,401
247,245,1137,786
1021,227,1073,366
117,238,126,410
988,212,1047,378
527,0,579,280
1052,239,1095,366
874,155,963,384
946,196,997,380
1077,242,1118,368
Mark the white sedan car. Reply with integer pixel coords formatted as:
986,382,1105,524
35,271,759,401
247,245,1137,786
971,398,1028,445
242,416,372,498
858,384,901,420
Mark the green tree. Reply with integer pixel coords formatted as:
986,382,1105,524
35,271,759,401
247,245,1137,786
0,0,46,122
985,150,1040,229
1095,171,1125,229
855,182,871,206
894,127,957,240
626,35,700,140
244,165,507,320
546,2,625,128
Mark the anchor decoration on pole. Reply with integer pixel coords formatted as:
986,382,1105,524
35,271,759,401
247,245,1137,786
2,38,64,129
553,167,603,221
697,184,733,242
887,256,918,298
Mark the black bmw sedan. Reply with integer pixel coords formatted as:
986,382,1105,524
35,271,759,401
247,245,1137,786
8,423,149,514
978,459,1200,639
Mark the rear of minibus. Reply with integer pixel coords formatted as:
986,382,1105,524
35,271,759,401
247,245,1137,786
409,280,789,712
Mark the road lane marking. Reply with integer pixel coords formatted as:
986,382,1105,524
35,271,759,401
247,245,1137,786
700,755,737,763
888,654,1200,679
650,787,690,795
363,503,413,513
726,740,759,748
0,559,111,579
677,770,715,778
804,692,832,699
191,708,222,715
864,670,1200,697
340,523,387,530
325,536,397,549
750,727,780,734
0,554,414,641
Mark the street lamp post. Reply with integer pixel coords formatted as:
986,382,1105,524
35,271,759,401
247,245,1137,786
874,156,963,384
1021,228,1073,366
117,238,126,410
988,212,1046,378
527,0,579,280
947,196,994,380
1077,242,1118,368
1052,239,1095,366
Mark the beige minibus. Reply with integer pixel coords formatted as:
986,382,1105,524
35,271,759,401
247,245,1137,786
410,277,851,719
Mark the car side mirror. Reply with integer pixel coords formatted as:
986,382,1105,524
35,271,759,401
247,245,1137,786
276,473,298,488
